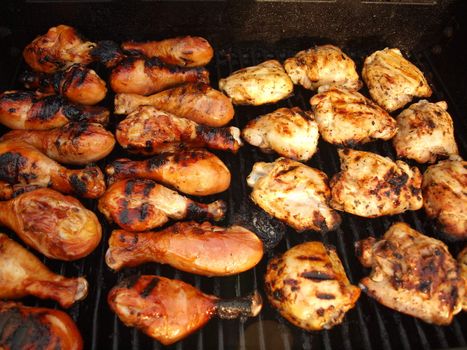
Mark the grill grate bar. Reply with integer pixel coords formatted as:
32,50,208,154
451,318,467,346
413,319,431,350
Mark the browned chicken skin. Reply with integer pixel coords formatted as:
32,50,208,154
106,221,263,275
108,275,262,345
265,241,360,330
114,83,234,127
116,106,242,155
1,122,115,165
458,247,467,311
98,178,226,232
0,188,102,260
122,36,214,67
105,149,230,196
356,222,464,325
0,90,109,130
0,301,83,350
110,56,210,95
0,233,88,307
19,65,107,105
0,140,106,199
23,25,95,73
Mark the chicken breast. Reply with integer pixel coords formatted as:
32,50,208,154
265,241,360,330
356,222,464,325
284,45,361,91
310,86,397,146
393,100,458,164
247,157,341,232
219,60,293,105
422,157,466,240
242,107,319,161
362,48,432,112
330,149,423,217
458,247,467,311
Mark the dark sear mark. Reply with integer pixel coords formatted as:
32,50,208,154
0,91,35,102
33,95,63,121
147,154,170,170
69,174,88,195
0,152,27,183
296,255,323,261
316,293,336,300
274,166,300,178
119,275,140,289
142,181,156,197
300,271,335,281
140,277,160,298
283,278,300,291
124,180,136,196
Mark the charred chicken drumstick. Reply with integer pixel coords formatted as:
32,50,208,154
0,233,88,307
458,247,467,311
98,178,226,232
105,149,230,196
0,301,83,350
108,275,262,345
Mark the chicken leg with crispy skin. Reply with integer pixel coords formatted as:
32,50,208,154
105,149,230,196
98,178,226,232
108,275,262,345
458,247,467,311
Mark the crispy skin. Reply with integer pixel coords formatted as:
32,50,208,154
247,157,341,232
458,247,467,311
362,48,432,112
105,149,230,196
0,188,101,260
0,90,109,130
265,241,360,330
284,45,361,91
110,56,209,95
106,221,263,275
393,100,458,163
242,107,319,161
0,233,88,307
422,157,466,240
356,222,464,325
310,86,397,146
219,60,293,105
0,140,105,199
122,36,213,67
98,178,226,232
116,106,241,155
1,122,115,165
114,83,234,127
0,301,83,350
330,149,423,217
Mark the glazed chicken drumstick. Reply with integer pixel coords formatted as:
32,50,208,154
0,233,88,307
108,275,262,345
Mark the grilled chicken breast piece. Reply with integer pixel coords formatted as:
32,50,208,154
265,241,360,330
393,100,458,164
242,107,319,161
108,275,262,345
356,222,464,325
422,157,467,240
458,247,467,311
219,60,293,105
330,149,423,217
247,157,341,232
362,48,432,112
309,86,397,146
284,45,362,91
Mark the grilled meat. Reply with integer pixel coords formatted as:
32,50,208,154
265,241,360,330
98,178,226,232
356,222,464,325
242,107,319,161
0,188,101,260
422,157,466,240
114,83,234,127
0,140,105,199
309,86,397,146
362,48,432,112
0,90,109,130
458,247,467,311
116,106,242,155
219,60,293,105
0,301,83,350
106,221,263,275
247,157,341,232
284,45,362,91
108,275,262,345
330,149,423,217
393,100,459,163
105,149,230,196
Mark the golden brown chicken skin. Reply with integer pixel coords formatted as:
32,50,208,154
0,301,83,350
105,149,230,196
356,222,464,325
458,247,467,311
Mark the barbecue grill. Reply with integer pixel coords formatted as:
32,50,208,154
0,1,466,349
